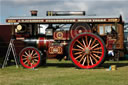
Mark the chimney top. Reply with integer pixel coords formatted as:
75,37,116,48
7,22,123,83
30,10,38,16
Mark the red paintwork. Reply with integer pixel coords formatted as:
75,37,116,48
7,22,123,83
53,31,70,40
15,34,30,38
106,40,116,50
106,37,116,50
38,37,53,49
48,46,63,54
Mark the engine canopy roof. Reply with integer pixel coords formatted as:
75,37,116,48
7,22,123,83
6,15,123,23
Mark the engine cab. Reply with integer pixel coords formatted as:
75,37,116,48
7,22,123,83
124,23,128,53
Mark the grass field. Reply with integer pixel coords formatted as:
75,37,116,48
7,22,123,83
0,60,128,85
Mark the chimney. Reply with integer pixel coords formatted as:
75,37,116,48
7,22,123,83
30,10,38,16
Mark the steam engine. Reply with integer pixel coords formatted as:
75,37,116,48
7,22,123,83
6,10,124,69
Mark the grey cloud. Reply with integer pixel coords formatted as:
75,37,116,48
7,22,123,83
86,1,128,21
0,0,128,23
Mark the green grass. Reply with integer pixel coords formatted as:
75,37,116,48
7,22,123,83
0,60,128,85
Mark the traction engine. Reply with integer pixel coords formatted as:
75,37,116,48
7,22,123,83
6,10,124,69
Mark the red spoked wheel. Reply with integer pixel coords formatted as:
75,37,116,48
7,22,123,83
70,23,91,39
69,33,106,69
19,47,41,69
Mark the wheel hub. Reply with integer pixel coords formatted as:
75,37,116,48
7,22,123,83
84,47,90,54
28,55,32,60
78,30,82,33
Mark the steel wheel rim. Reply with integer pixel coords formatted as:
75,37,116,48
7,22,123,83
70,33,105,69
20,48,40,68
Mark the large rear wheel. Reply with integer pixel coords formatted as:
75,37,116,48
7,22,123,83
19,47,42,69
69,33,106,69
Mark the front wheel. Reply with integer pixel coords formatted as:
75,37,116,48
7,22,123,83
69,33,106,69
19,47,42,69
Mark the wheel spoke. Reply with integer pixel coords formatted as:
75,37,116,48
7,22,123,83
79,53,86,63
90,54,98,63
76,45,84,50
22,55,27,57
30,62,33,67
72,48,82,51
90,57,94,65
87,55,90,66
34,59,38,62
32,60,35,65
33,56,39,58
25,51,29,56
74,52,83,55
92,51,102,54
28,50,31,55
22,58,27,60
75,54,82,60
93,47,102,50
91,39,96,47
91,43,99,49
88,38,92,47
85,36,88,46
24,60,28,64
31,50,34,55
82,57,86,66
76,40,84,48
33,52,38,56
26,62,29,66
82,38,86,47
93,54,101,59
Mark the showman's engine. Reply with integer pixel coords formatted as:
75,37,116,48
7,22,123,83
6,10,125,69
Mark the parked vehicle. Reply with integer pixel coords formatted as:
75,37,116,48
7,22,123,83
6,10,126,69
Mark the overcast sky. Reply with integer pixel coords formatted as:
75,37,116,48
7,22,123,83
0,0,128,24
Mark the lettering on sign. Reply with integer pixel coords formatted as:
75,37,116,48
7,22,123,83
17,20,44,23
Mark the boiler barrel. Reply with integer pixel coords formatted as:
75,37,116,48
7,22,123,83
23,37,54,49
46,11,85,16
